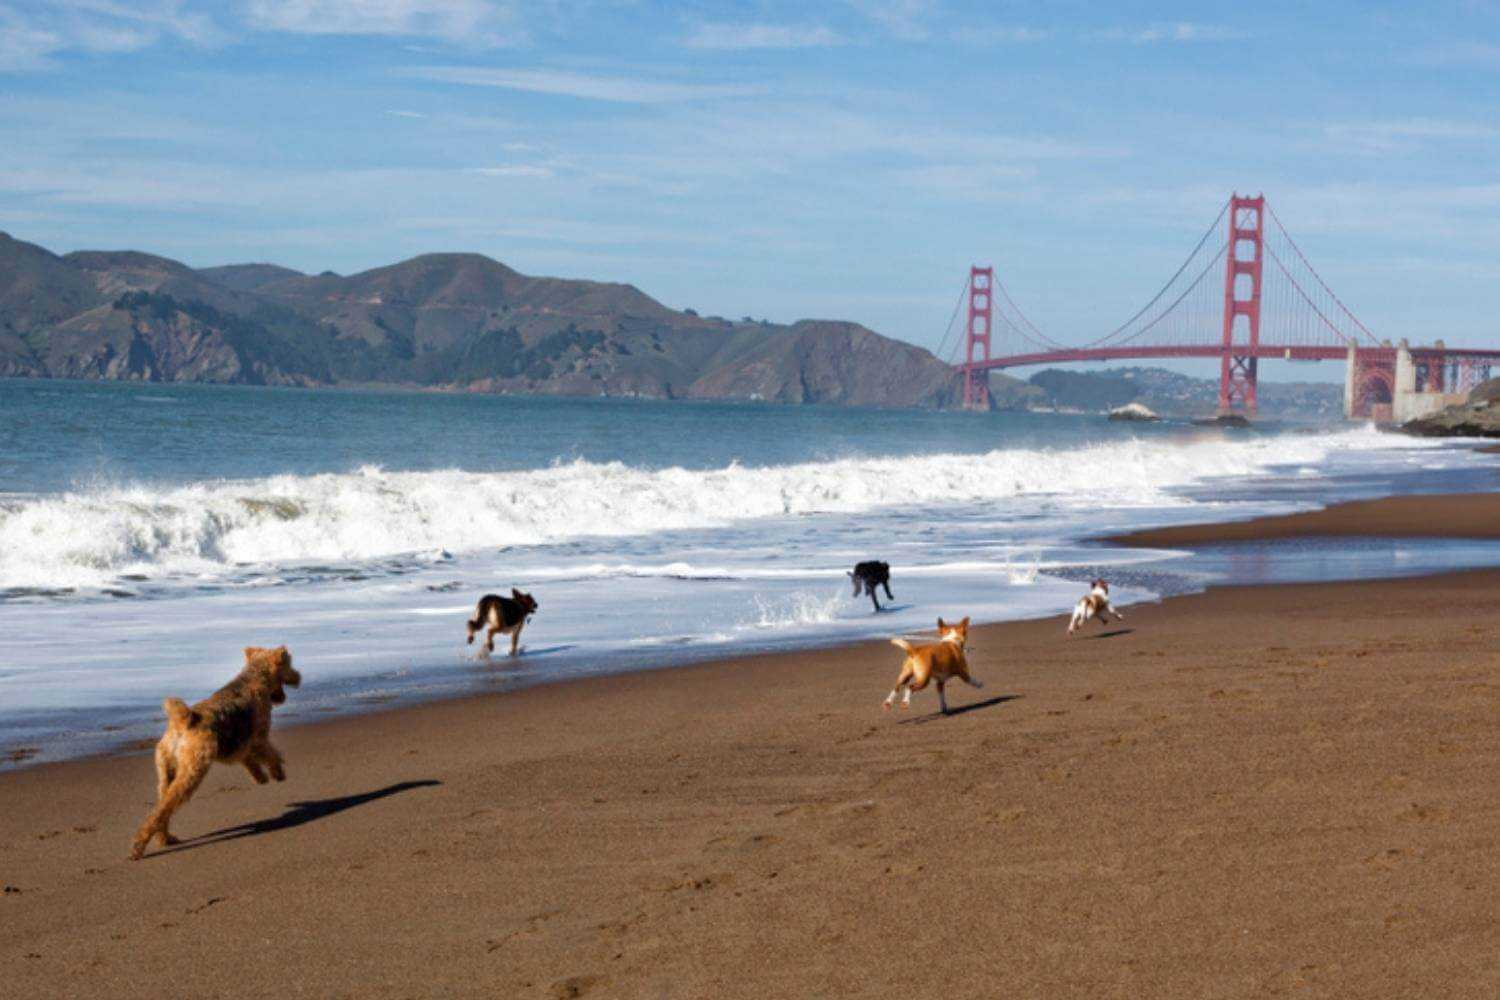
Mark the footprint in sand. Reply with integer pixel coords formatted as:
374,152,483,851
708,832,780,852
1398,803,1455,824
1363,847,1417,870
985,806,1027,825
651,873,734,894
552,975,602,998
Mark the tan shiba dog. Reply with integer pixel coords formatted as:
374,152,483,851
883,617,981,715
1067,578,1123,635
130,646,301,860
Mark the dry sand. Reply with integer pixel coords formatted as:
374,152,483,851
5,495,1500,998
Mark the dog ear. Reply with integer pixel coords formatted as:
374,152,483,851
936,617,946,632
277,647,300,686
244,646,261,662
512,588,523,599
959,617,970,630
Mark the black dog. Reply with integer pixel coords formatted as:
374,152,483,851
466,588,538,656
848,561,894,612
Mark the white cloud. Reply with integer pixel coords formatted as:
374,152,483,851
1099,22,1245,44
1323,118,1500,154
0,0,221,72
956,26,1048,44
404,65,762,103
466,164,553,178
243,0,521,46
886,163,1039,202
1410,41,1500,66
64,0,224,45
386,108,426,117
845,0,932,41
683,21,846,50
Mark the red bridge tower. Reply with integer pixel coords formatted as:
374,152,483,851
1218,194,1264,416
962,265,993,410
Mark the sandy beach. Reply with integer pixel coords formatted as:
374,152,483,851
6,494,1500,998
1110,491,1500,546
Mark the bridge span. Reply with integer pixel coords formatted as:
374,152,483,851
944,194,1500,421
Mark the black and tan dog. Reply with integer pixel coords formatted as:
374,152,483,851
848,560,894,612
130,646,301,860
466,588,539,656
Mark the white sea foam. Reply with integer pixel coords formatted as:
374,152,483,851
743,589,847,630
0,426,1443,591
1001,552,1041,585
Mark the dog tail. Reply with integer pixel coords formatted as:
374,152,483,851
465,599,484,643
890,637,914,654
162,697,197,731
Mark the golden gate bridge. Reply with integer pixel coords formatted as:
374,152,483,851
940,194,1500,421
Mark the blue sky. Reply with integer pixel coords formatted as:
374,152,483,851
3,0,1500,376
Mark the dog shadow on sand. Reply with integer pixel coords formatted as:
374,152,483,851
473,643,578,664
899,694,1022,725
1082,628,1134,640
147,779,441,858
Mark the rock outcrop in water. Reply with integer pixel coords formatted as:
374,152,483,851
0,231,1026,410
1402,379,1500,437
1107,402,1159,422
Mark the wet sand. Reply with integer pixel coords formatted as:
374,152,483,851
1110,491,1500,546
5,500,1500,997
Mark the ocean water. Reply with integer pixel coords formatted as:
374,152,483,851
2,378,1497,764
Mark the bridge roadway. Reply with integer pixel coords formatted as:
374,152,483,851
969,344,1500,372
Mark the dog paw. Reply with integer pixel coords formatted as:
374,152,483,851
129,846,146,861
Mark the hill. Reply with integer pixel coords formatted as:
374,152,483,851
0,233,989,409
1020,366,1343,420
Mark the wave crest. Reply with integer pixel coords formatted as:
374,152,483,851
0,427,1421,590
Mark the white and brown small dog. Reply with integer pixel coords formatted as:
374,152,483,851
1067,579,1123,635
466,589,538,656
884,617,982,715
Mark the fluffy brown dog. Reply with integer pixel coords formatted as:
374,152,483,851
883,617,981,715
129,646,301,860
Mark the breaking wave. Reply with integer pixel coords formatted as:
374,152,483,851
0,427,1430,591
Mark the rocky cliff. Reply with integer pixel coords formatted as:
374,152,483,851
1402,379,1500,437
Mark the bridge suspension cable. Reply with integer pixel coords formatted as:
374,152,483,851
1264,202,1381,346
993,274,1070,352
931,275,971,365
1090,243,1227,349
1082,198,1230,349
